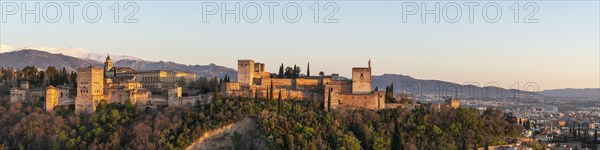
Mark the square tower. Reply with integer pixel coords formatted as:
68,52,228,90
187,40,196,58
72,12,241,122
75,67,105,114
351,67,372,94
253,63,265,78
238,60,255,86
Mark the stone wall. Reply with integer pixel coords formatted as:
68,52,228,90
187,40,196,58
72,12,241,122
261,78,293,87
325,91,385,111
295,78,319,86
168,94,213,108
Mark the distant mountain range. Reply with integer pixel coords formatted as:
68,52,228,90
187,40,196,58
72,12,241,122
1,49,597,100
1,46,142,62
114,59,237,79
539,88,600,100
0,49,236,78
0,50,100,71
371,74,539,100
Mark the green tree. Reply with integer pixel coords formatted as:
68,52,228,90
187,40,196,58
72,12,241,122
97,100,108,111
385,84,396,102
337,135,361,150
484,139,489,150
46,66,60,86
594,129,598,143
254,89,258,100
327,88,332,112
232,131,244,150
391,121,403,150
266,86,270,109
284,67,294,78
213,77,220,101
270,80,274,100
286,134,295,150
279,64,284,78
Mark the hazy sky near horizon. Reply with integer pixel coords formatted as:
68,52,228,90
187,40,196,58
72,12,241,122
1,1,598,90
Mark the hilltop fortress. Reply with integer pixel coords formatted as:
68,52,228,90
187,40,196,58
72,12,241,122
10,57,388,113
223,59,385,111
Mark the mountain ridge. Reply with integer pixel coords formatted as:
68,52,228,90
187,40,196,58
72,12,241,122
0,49,236,78
539,88,600,100
0,45,143,62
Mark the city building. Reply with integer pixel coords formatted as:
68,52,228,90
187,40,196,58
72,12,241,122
446,99,460,109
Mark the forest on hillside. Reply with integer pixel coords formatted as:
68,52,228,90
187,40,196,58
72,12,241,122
0,95,530,150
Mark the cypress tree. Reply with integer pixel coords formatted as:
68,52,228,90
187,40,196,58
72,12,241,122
390,83,394,93
291,98,295,114
385,84,395,102
266,86,270,109
270,80,274,100
279,64,284,78
278,90,282,115
391,120,404,150
293,65,297,78
327,88,332,112
286,135,295,150
254,89,258,100
594,129,597,143
213,83,220,102
484,139,489,150
307,62,310,76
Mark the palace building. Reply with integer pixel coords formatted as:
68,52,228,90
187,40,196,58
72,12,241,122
73,55,198,113
223,59,385,111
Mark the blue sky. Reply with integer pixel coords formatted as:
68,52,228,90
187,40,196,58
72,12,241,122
1,1,598,90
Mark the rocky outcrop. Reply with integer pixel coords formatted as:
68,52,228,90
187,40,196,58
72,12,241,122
186,117,264,150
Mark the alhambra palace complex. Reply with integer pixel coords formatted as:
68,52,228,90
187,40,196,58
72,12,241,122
10,56,459,113
225,59,386,111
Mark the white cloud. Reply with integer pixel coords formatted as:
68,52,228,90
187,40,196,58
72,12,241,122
0,44,18,53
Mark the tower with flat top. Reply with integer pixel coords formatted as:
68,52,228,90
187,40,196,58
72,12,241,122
351,60,372,94
75,67,105,114
237,60,255,86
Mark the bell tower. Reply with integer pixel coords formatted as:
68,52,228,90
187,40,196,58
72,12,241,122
104,55,113,73
103,55,113,95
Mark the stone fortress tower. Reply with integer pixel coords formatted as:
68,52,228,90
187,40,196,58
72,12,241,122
75,66,105,114
237,60,255,86
351,59,372,94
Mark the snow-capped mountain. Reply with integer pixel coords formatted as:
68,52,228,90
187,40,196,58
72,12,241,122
0,44,144,62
